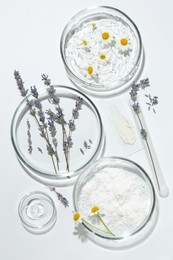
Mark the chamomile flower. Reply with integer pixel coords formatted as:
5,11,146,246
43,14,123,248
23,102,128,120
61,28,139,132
73,212,82,224
117,36,132,56
99,28,116,46
99,53,106,60
85,63,98,79
87,66,93,75
91,205,100,214
76,38,89,48
92,22,97,31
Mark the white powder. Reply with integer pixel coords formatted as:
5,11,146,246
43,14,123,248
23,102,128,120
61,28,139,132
78,167,152,237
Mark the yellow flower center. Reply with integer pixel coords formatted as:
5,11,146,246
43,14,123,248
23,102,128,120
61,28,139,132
73,212,80,221
120,38,128,46
102,32,109,40
100,54,106,60
83,40,87,46
91,206,100,213
87,66,93,74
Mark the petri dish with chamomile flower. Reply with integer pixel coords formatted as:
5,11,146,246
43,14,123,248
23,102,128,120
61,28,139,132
60,6,143,96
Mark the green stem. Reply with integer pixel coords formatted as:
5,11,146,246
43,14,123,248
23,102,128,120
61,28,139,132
82,219,114,236
96,213,115,236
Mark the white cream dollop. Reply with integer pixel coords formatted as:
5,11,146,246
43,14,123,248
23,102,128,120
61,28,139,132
108,105,136,144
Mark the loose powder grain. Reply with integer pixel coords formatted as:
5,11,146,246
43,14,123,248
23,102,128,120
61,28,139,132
78,167,152,237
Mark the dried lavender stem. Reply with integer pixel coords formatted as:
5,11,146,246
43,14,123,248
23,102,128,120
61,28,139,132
131,104,169,198
54,146,60,171
45,126,60,172
136,113,160,191
56,103,69,172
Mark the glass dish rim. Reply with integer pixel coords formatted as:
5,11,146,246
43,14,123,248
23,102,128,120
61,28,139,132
73,156,156,241
18,191,57,230
11,85,104,180
60,5,143,94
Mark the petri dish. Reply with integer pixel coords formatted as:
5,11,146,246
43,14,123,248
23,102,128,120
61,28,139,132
60,6,143,96
18,191,57,234
11,85,104,186
73,157,158,248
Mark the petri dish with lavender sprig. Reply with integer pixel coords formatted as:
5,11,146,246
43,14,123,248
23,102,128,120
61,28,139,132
60,6,143,96
11,75,104,186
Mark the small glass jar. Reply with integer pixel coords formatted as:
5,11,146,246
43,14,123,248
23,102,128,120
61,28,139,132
18,191,57,234
60,6,143,96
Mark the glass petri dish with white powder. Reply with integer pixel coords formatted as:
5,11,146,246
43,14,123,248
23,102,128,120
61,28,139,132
73,157,156,247
60,6,143,96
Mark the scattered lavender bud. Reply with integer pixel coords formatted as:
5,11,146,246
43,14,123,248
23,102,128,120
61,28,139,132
38,147,43,153
145,94,158,113
89,139,93,144
80,148,84,155
84,141,88,149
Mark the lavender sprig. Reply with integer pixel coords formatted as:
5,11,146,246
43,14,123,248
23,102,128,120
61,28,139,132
65,97,84,169
14,71,59,173
49,187,69,208
41,75,70,171
14,70,28,96
129,79,168,197
14,71,84,174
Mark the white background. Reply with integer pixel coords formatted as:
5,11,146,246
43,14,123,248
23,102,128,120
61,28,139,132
0,0,173,259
